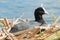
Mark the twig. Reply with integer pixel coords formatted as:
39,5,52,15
2,29,18,40
3,18,10,30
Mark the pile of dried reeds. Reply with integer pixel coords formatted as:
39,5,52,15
0,17,60,40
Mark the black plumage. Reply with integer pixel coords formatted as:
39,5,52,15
34,7,46,25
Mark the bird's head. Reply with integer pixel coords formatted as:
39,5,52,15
34,7,48,16
34,7,48,22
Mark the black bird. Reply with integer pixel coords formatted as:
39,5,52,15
10,7,48,33
34,7,48,25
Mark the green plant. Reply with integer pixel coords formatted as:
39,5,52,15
51,13,57,22
0,22,4,26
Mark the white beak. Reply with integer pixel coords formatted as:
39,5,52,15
43,7,48,14
41,4,48,14
45,10,48,14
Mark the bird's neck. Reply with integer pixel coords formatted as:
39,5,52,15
35,15,46,24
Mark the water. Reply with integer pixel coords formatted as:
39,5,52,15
0,0,60,23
